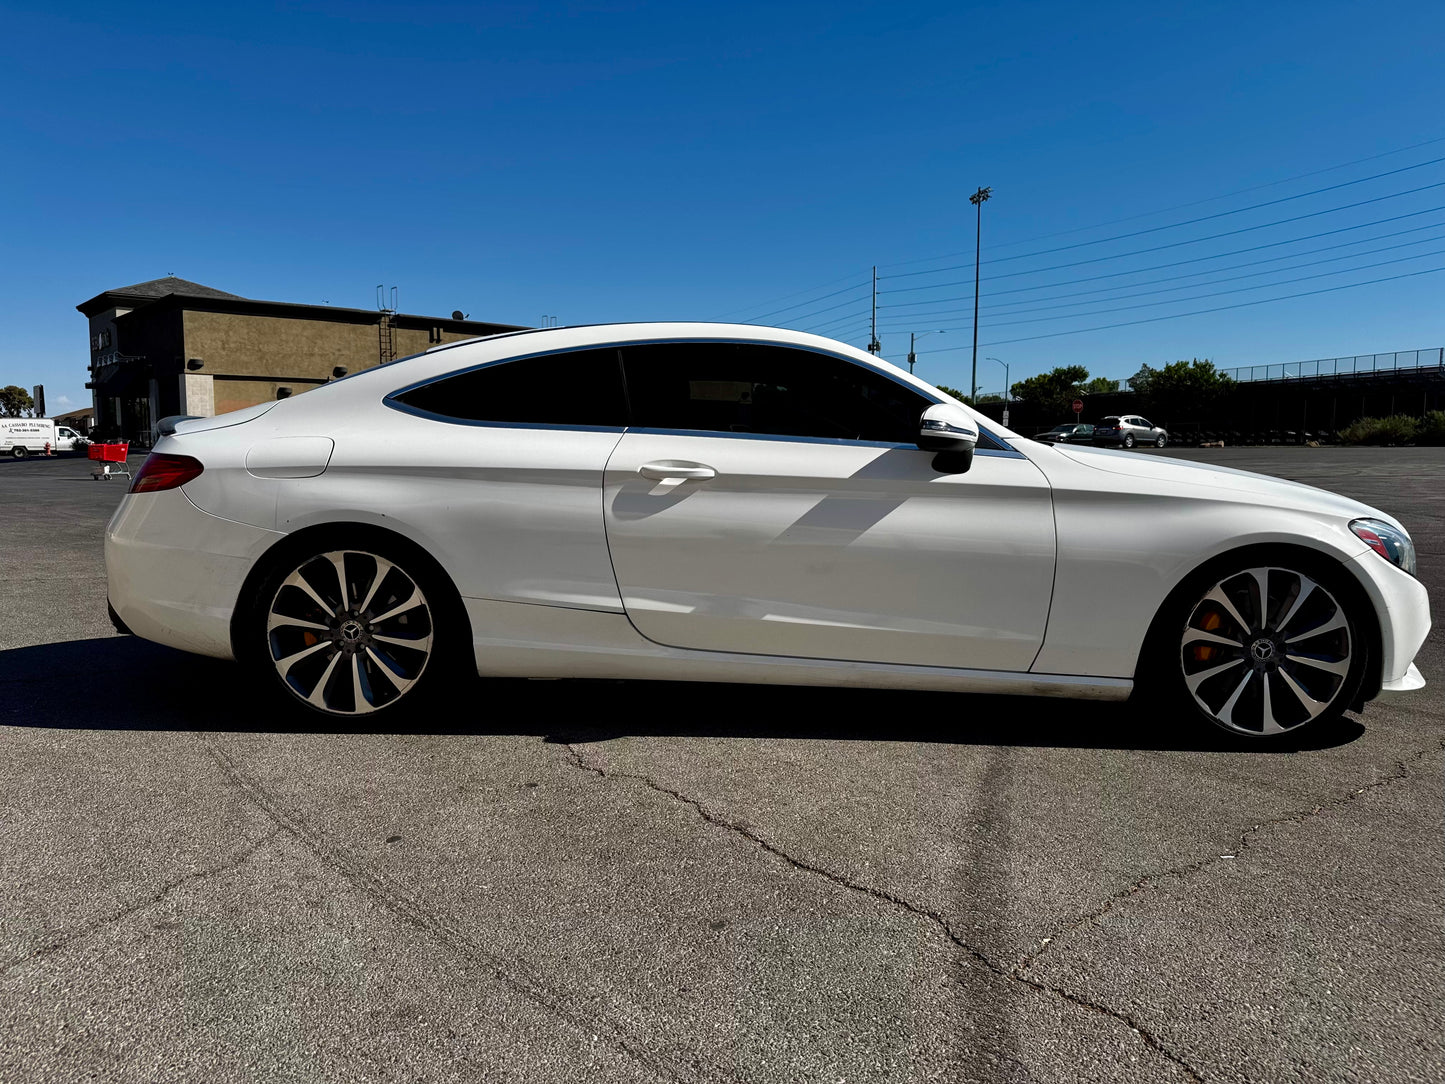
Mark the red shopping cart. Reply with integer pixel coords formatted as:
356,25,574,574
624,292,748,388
89,441,132,480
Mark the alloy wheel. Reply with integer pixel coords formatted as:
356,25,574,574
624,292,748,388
1123,434,1135,448
1180,566,1352,736
266,549,434,715
1155,435,1166,447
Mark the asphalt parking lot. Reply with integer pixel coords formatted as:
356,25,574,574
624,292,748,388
1,447,1441,1084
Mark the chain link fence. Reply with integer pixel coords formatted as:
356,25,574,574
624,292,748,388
1221,347,1443,383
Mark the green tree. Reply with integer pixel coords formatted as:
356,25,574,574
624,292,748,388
1131,359,1233,422
0,385,35,417
1082,376,1117,396
935,384,971,405
1010,365,1090,415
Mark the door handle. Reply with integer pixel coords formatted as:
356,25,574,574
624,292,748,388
638,460,717,482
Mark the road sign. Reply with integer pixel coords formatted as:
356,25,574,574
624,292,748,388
1072,398,1083,416
1001,408,1010,427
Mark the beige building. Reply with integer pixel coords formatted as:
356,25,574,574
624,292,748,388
79,277,522,442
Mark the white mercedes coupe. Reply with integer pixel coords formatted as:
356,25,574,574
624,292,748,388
105,324,1429,738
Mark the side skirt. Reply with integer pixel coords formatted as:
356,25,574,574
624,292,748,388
463,598,1132,701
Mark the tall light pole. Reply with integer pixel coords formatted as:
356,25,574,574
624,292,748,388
968,185,992,402
868,266,881,355
907,330,947,374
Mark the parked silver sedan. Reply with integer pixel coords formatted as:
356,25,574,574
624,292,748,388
1036,423,1094,444
1093,415,1167,449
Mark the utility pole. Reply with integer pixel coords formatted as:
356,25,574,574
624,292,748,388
868,266,880,354
969,186,992,402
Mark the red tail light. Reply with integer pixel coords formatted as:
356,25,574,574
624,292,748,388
129,453,204,493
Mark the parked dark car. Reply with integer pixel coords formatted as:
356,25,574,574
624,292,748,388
1036,423,1094,444
1093,415,1167,449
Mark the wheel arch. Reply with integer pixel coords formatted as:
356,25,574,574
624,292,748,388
228,521,474,666
1134,541,1383,703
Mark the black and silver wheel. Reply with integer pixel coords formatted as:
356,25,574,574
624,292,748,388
11,446,27,459
260,547,441,716
1178,565,1362,737
1122,433,1136,449
1155,434,1167,448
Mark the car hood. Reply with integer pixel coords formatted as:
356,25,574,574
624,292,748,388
1050,445,1403,529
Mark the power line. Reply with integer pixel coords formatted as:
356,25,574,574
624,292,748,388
911,264,1445,350
709,270,867,321
888,245,1445,331
736,280,871,324
877,230,1445,323
770,290,874,327
882,181,1445,283
797,308,873,336
877,134,1445,270
878,207,1445,301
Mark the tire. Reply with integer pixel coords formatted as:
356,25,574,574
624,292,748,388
11,446,27,459
1122,434,1135,449
1155,559,1368,739
242,536,467,719
1155,435,1167,448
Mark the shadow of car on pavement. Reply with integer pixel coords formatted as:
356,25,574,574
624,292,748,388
0,635,1364,753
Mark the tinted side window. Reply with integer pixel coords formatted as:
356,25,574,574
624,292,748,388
390,348,627,427
621,342,927,444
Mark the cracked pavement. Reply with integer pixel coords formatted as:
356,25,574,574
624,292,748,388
2,448,1442,1083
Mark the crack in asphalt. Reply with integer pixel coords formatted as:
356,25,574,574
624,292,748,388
561,743,1206,1083
200,739,698,1084
0,826,285,978
1014,740,1445,978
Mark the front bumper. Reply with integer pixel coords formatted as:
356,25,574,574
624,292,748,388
1381,663,1426,693
106,487,284,660
1346,550,1430,698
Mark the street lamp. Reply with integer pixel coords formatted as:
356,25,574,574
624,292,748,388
986,355,1010,427
907,330,947,374
968,185,992,403
985,356,1009,400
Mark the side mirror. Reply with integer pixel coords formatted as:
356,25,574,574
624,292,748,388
917,402,978,473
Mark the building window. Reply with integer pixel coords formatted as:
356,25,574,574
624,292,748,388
429,326,444,344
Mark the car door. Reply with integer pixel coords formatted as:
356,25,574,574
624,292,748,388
602,340,1056,671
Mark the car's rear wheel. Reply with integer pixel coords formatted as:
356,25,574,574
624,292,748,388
1122,433,1136,449
248,542,460,718
11,446,27,459
1173,563,1366,738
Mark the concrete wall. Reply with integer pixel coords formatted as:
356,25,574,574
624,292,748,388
212,377,324,416
181,311,484,414
183,310,378,380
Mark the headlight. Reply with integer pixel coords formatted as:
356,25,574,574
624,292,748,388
1351,518,1417,577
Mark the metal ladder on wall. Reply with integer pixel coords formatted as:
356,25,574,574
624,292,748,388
378,312,395,365
377,285,398,365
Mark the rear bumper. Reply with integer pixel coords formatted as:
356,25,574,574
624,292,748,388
105,488,284,660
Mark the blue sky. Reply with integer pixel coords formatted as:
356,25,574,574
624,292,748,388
4,0,1445,413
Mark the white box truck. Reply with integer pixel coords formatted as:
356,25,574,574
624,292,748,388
1,418,86,458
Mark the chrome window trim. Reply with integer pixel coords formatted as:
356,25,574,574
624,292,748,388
382,335,1022,454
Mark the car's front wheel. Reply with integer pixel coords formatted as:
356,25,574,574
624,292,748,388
1170,563,1366,738
1155,434,1167,448
246,540,462,718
